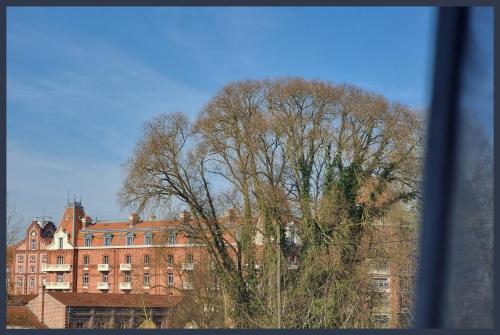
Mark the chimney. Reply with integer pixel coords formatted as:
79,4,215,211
225,208,237,221
80,216,93,228
129,213,140,226
179,210,191,222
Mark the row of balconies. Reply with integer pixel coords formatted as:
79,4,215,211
93,282,193,290
42,263,195,272
45,281,193,291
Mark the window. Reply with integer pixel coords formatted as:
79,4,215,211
168,229,176,245
16,277,23,288
30,265,35,273
167,254,174,266
83,256,89,265
144,255,150,266
187,234,194,245
74,321,85,329
119,321,127,329
17,266,23,273
104,235,112,246
102,273,108,282
18,255,24,263
103,256,109,264
187,254,194,264
124,273,131,283
374,314,390,325
31,239,36,250
126,233,134,246
56,273,63,282
125,255,132,264
57,256,64,264
144,233,152,245
59,237,64,249
400,295,409,309
29,277,35,288
41,255,47,263
83,273,89,286
167,272,174,286
84,235,91,247
144,273,150,286
30,255,35,262
371,277,389,291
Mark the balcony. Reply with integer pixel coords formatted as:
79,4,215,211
119,282,132,290
97,282,110,290
120,264,132,271
181,263,194,271
42,264,71,272
97,264,110,272
369,266,390,276
182,282,193,290
45,282,70,290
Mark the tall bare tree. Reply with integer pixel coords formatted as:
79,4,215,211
119,78,423,328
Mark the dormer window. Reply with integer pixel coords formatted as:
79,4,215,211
126,233,134,246
104,234,113,247
84,234,92,247
168,229,176,245
59,237,64,249
144,232,152,246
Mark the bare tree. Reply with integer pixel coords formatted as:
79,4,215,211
7,199,25,246
119,78,423,328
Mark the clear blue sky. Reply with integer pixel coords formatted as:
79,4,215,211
7,7,436,223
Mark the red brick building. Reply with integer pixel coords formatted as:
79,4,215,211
12,201,227,296
27,292,181,328
11,200,409,328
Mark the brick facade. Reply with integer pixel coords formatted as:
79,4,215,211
12,201,227,297
27,292,67,328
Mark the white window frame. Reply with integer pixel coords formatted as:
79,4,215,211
83,273,89,285
167,272,174,286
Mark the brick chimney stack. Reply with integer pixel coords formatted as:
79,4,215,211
179,210,191,222
129,213,140,226
80,216,93,228
225,208,237,221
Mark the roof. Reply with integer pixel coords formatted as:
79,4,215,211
82,220,180,231
7,306,48,328
48,293,182,308
79,217,242,233
8,294,38,306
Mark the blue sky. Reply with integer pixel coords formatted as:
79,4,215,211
7,7,436,223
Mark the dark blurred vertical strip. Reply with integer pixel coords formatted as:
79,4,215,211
0,3,5,332
417,6,494,328
416,7,468,328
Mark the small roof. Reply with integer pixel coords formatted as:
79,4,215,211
7,306,48,328
48,293,182,308
138,319,157,328
8,294,38,306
